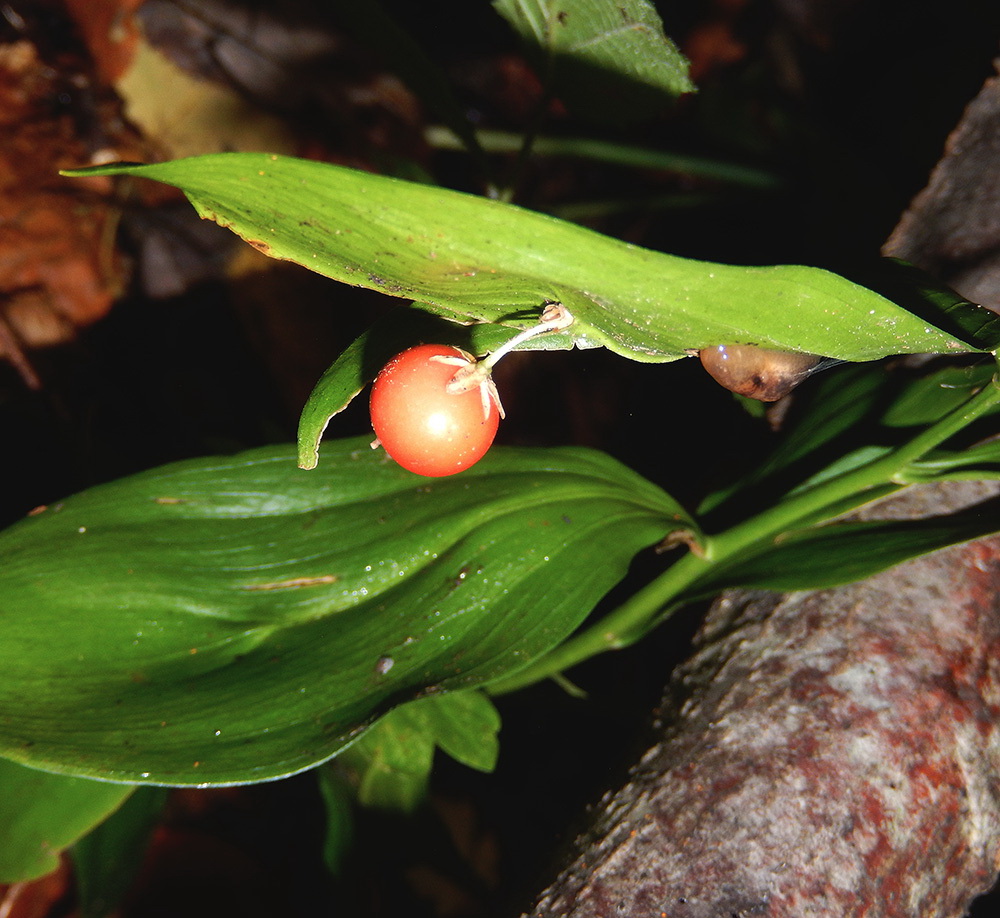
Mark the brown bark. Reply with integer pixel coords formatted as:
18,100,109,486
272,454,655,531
528,484,1000,918
525,58,1000,918
884,59,1000,309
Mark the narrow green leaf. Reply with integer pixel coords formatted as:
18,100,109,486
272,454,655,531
689,504,1000,596
0,441,680,785
881,362,996,428
0,758,133,883
72,787,169,918
901,440,1000,483
782,445,895,498
493,0,694,122
336,691,500,812
63,154,1000,363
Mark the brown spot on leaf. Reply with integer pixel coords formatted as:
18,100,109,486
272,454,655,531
241,574,339,591
246,239,273,256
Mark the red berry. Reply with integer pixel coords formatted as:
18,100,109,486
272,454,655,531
370,344,501,477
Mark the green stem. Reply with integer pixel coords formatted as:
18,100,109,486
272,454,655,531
493,44,557,204
425,126,782,189
495,102,552,204
488,372,1000,695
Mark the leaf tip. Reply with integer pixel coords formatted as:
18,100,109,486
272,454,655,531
60,161,148,178
297,450,319,471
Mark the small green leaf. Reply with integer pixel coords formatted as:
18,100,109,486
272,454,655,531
343,714,432,813
336,691,500,812
72,787,169,918
782,445,896,499
701,359,1000,522
417,690,501,773
494,0,694,122
0,758,133,883
63,154,1000,363
0,441,681,785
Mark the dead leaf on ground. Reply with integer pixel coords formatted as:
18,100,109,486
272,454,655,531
0,14,146,387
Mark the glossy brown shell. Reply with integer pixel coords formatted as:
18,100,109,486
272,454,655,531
698,344,823,401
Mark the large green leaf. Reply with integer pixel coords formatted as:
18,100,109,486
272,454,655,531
0,441,681,786
64,154,1000,362
493,0,694,122
0,758,133,882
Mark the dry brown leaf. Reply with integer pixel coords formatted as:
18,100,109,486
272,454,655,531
0,28,144,386
114,35,298,160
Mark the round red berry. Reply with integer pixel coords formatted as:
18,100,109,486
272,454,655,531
370,344,501,477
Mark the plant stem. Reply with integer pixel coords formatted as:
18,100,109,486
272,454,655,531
447,304,573,395
479,303,573,370
494,54,556,203
488,372,1000,695
425,127,783,189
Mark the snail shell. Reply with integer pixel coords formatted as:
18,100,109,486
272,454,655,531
698,345,824,402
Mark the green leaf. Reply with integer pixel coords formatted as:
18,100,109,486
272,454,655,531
0,758,133,883
901,440,1000,483
493,0,694,122
701,359,1000,522
335,691,500,812
63,154,1000,363
688,504,1000,596
341,718,429,812
851,259,1000,352
0,441,681,786
72,787,169,918
881,362,997,428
